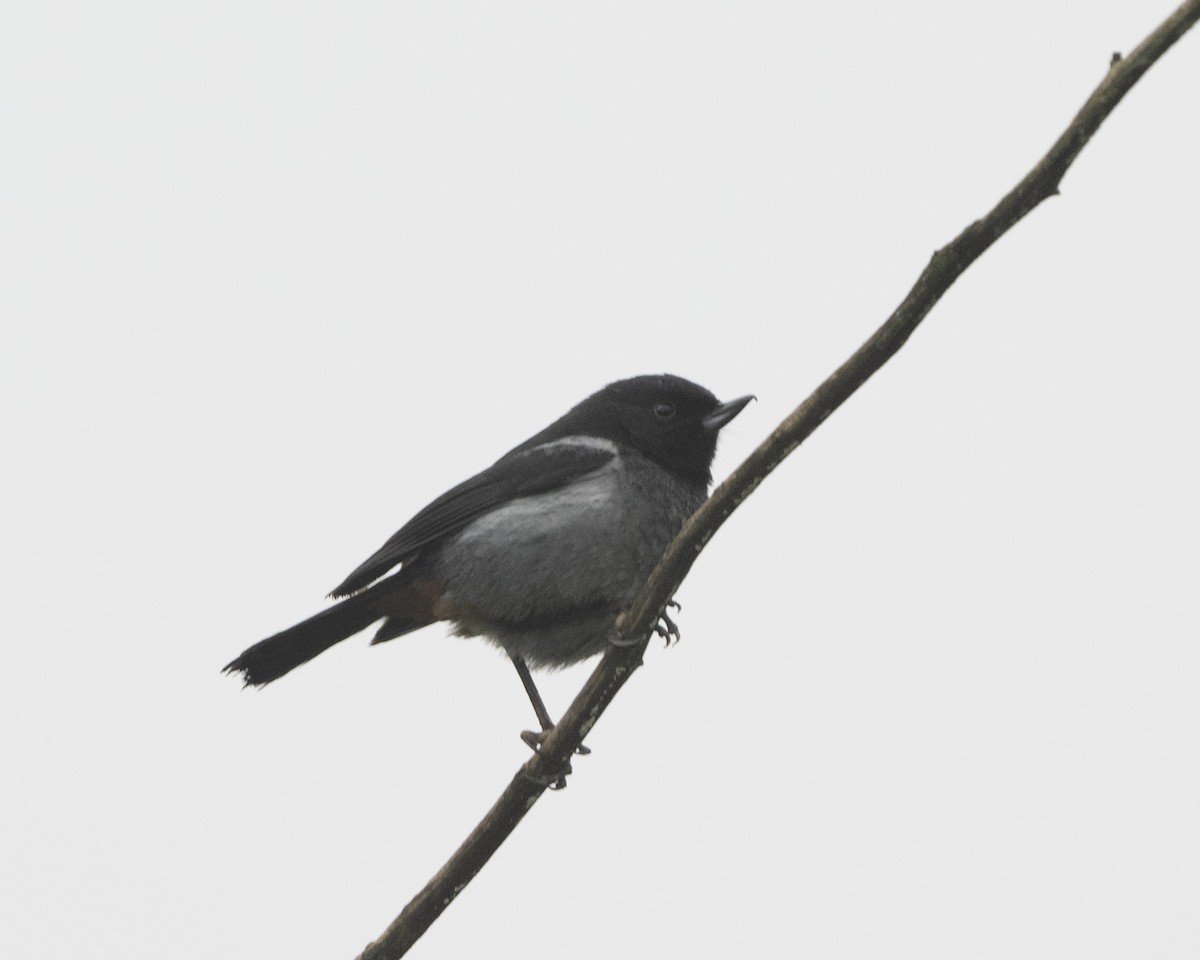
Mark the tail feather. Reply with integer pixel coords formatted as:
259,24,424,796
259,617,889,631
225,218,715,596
224,566,453,686
223,596,380,686
224,576,407,686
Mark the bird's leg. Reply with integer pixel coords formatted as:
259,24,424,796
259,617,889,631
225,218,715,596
512,654,555,737
510,656,589,790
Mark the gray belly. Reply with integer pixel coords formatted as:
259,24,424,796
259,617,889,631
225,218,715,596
430,455,702,667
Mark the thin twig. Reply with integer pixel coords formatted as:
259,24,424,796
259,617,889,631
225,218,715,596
356,4,1200,957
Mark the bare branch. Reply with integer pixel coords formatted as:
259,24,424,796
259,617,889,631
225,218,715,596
356,4,1200,957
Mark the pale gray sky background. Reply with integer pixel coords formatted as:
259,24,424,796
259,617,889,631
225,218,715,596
3,2,1198,958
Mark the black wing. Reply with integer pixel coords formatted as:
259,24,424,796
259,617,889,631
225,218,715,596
329,439,615,597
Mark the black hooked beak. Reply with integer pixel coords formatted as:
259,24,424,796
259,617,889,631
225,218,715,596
702,394,755,433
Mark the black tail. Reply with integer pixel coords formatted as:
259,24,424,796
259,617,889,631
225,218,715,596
224,579,396,686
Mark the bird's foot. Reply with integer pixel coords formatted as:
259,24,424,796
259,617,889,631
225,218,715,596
521,763,573,790
519,728,587,790
609,598,682,649
521,727,591,756
654,599,682,647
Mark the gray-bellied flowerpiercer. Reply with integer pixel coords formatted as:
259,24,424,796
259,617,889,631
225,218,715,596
224,374,752,751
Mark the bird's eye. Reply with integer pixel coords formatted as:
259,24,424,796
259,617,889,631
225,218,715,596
654,402,676,420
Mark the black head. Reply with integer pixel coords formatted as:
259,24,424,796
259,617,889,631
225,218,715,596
524,374,753,486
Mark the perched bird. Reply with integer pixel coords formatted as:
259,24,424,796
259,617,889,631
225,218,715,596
224,374,752,751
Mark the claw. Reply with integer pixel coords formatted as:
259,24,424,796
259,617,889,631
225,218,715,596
612,598,684,649
654,604,681,647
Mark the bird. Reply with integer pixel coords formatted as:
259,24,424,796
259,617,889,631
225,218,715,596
224,373,752,761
